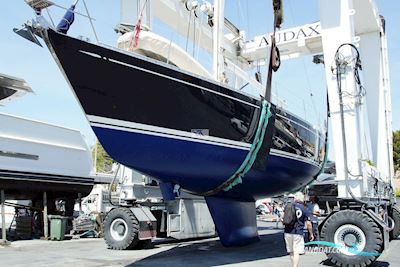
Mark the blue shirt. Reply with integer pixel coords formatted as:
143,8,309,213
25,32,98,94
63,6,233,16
284,202,311,235
307,203,319,223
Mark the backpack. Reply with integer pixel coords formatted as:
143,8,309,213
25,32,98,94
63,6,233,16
282,203,297,226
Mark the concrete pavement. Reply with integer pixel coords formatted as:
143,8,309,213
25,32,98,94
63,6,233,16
0,221,398,267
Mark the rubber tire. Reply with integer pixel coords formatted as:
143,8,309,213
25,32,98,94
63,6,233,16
390,205,400,240
320,210,383,267
103,208,139,250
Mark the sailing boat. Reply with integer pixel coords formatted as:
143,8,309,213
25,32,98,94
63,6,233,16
20,0,325,246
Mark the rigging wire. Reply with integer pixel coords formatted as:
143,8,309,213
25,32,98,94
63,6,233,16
237,0,247,33
245,0,250,37
185,8,192,53
275,80,308,100
193,8,196,57
302,100,307,121
195,11,205,60
45,8,56,27
292,92,331,194
287,0,320,125
167,1,183,64
82,0,99,43
166,31,174,65
301,59,320,123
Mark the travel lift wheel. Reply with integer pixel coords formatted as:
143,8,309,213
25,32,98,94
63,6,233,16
103,207,140,250
320,210,383,267
390,205,400,240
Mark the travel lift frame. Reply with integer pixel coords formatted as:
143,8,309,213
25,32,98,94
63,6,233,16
109,0,398,265
20,0,396,265
242,1,397,266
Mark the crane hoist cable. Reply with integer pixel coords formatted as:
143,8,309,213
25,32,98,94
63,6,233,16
264,0,283,102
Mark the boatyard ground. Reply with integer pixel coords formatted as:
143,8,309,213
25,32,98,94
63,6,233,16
0,221,397,267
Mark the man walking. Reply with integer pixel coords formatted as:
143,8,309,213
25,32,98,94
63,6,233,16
308,195,321,241
283,192,314,267
275,202,284,229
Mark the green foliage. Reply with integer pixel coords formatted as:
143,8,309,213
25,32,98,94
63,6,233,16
93,141,115,173
396,189,400,198
394,130,400,172
365,159,375,167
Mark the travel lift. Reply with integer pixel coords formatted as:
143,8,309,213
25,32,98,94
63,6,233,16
112,0,396,266
107,0,398,265
123,1,396,265
94,1,398,266
243,1,397,266
22,1,396,266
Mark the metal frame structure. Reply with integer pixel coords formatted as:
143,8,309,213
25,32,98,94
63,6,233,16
235,0,393,203
15,0,396,265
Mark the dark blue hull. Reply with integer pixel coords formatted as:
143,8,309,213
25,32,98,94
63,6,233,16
91,121,319,246
92,123,319,200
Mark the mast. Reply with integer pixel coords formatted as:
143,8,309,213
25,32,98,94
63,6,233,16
213,0,225,82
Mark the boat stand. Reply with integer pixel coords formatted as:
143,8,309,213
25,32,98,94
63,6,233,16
0,189,10,246
42,191,49,240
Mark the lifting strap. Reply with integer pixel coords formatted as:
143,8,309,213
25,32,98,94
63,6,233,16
189,0,283,197
265,0,283,102
312,93,331,179
192,99,274,197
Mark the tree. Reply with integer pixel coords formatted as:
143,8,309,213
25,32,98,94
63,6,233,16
394,130,400,173
93,141,115,173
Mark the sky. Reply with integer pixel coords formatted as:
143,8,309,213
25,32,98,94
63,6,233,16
0,0,399,156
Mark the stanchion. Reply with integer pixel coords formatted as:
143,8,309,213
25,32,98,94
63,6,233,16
43,192,48,239
1,190,9,245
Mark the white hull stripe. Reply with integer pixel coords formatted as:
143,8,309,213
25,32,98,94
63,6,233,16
88,115,251,150
79,50,259,109
88,115,320,166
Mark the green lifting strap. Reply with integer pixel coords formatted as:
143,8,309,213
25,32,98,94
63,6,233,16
187,99,273,197
314,142,329,178
223,100,272,191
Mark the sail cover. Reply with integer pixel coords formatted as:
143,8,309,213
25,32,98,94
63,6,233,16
118,30,213,79
56,5,76,34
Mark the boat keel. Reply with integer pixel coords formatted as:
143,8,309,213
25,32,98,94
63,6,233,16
205,196,259,247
